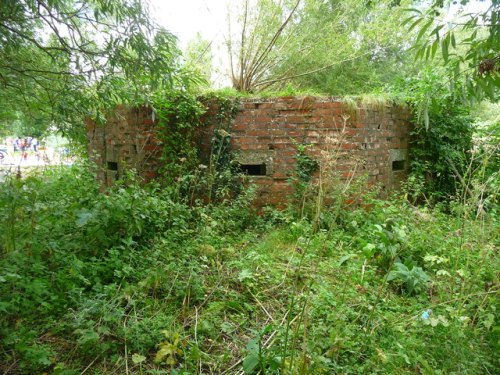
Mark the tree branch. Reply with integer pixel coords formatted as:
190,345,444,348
254,50,374,89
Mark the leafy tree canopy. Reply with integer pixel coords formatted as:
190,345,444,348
0,0,194,138
225,0,424,94
404,0,499,103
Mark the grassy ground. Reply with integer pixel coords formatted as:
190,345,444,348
0,165,498,374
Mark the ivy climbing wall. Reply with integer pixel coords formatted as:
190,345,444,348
87,97,412,206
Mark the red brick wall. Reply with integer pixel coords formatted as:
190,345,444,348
86,105,161,186
87,97,412,205
197,97,412,206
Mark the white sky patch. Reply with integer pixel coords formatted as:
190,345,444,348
150,0,234,86
150,0,231,49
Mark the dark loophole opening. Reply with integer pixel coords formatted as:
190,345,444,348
392,160,405,171
107,161,118,171
239,163,266,176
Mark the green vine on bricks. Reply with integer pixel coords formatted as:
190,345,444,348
295,143,319,183
150,92,243,205
206,96,241,204
211,97,240,172
153,92,206,185
290,142,319,206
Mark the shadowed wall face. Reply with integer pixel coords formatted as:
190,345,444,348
86,105,161,187
87,97,412,206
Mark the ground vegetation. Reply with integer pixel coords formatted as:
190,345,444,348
0,0,498,374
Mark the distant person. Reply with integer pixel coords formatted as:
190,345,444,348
21,139,28,160
13,138,19,152
32,138,38,152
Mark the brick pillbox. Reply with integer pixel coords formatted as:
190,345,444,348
87,97,412,207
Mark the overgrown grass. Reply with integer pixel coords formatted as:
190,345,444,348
0,164,498,374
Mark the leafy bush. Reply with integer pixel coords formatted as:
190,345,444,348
410,103,474,202
0,163,260,373
0,161,497,374
393,68,475,204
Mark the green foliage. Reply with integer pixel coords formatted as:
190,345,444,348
154,331,184,367
242,326,280,374
289,143,319,206
0,163,261,373
275,0,418,95
410,102,474,202
294,143,319,183
154,91,207,182
387,263,430,295
393,68,475,203
226,0,417,94
470,115,500,217
362,219,409,269
184,33,213,90
151,94,247,207
204,97,244,204
404,0,499,103
0,0,196,140
0,165,498,373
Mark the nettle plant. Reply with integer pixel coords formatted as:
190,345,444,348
361,217,431,296
387,262,430,296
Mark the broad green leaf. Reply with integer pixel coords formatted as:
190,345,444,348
414,46,425,62
401,16,417,27
433,25,444,41
403,7,423,15
243,353,260,374
246,338,259,353
431,39,439,59
442,33,450,63
425,45,431,61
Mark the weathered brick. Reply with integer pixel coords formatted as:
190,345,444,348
88,96,412,207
